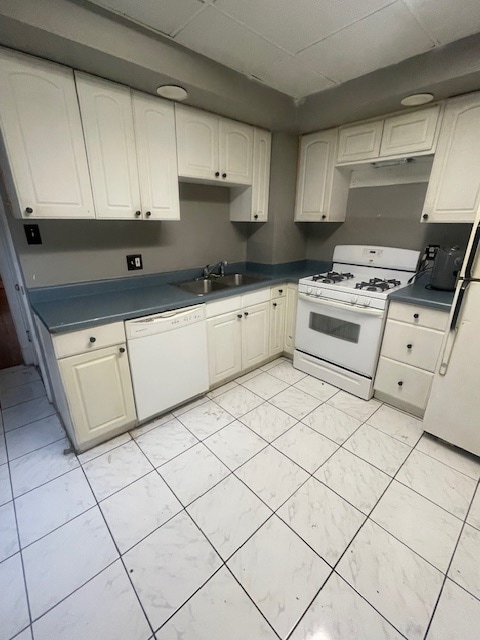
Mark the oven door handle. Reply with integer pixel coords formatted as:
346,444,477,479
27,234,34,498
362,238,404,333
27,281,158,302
298,293,384,317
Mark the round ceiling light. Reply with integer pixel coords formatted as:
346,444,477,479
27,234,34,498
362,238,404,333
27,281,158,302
156,85,188,101
400,93,434,107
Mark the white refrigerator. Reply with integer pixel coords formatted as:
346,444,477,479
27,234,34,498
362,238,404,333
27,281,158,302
423,212,480,457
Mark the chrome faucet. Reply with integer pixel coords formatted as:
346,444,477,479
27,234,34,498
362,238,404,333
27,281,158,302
202,260,227,278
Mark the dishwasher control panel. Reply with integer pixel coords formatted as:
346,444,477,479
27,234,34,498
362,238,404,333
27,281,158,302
125,304,206,339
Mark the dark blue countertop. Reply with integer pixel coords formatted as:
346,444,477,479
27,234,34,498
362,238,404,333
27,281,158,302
30,260,331,333
389,272,454,311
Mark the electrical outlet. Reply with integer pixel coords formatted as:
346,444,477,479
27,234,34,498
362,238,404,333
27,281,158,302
126,254,143,270
426,245,439,260
24,224,42,245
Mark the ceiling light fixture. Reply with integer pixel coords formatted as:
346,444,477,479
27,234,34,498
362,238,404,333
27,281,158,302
400,93,434,107
156,85,188,101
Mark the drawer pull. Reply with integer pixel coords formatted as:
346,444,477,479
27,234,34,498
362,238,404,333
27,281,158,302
89,337,96,343
119,347,125,353
244,312,249,317
273,302,277,307
397,380,403,387
413,313,419,319
406,343,413,349
237,314,242,319
278,289,283,294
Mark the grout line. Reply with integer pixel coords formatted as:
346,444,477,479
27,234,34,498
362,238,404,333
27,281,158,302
2,409,58,436
6,435,67,465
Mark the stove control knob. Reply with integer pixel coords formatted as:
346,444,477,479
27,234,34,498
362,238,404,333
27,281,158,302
351,295,358,305
307,287,313,295
363,299,371,307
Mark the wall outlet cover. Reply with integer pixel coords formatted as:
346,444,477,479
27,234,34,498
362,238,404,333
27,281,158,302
126,254,143,270
24,224,42,245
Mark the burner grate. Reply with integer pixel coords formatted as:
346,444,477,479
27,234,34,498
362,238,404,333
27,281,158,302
312,271,355,284
355,277,402,292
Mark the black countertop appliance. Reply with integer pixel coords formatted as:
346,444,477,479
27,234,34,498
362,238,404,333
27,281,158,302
430,246,464,291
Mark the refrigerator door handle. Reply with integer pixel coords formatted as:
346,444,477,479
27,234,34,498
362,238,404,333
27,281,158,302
464,223,480,279
450,280,469,331
440,280,470,375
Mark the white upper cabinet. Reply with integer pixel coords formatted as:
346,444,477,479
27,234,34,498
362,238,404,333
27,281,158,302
133,93,180,220
337,121,383,164
75,72,141,220
380,105,441,158
0,49,94,219
251,128,271,222
176,104,254,186
422,93,480,223
295,128,349,222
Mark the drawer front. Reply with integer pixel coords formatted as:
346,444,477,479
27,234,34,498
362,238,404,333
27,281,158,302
206,296,241,318
242,288,270,307
381,320,443,372
271,284,287,300
375,357,433,411
388,301,448,331
54,322,126,359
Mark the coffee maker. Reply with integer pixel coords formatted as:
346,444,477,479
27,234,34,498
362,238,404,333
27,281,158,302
430,246,464,291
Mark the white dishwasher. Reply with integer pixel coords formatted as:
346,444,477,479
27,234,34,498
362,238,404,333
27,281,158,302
125,304,209,422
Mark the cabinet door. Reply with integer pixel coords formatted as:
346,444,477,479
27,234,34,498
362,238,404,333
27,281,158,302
422,94,480,223
270,297,286,357
219,118,254,185
251,128,271,221
294,129,337,222
59,344,136,448
242,301,270,369
75,73,141,220
284,284,298,355
337,121,383,163
176,105,219,181
380,105,441,158
207,311,242,386
133,93,180,220
0,50,94,219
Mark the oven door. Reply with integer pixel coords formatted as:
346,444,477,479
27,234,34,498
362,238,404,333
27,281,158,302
295,293,385,377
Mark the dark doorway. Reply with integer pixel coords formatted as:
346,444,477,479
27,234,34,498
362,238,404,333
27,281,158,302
0,275,23,369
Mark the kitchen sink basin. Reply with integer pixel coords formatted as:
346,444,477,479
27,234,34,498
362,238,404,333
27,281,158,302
218,273,268,287
173,279,228,296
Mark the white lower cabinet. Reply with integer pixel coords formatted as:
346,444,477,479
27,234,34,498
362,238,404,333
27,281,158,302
207,311,243,387
374,301,448,417
284,284,298,355
242,301,271,369
270,296,287,357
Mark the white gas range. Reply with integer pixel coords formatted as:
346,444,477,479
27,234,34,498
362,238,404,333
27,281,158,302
294,245,420,400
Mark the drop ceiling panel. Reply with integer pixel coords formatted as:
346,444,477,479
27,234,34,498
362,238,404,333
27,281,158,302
91,0,204,36
214,0,394,55
263,57,335,98
298,2,435,84
404,0,480,45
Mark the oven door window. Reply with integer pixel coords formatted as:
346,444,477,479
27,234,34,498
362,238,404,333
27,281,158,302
309,311,360,344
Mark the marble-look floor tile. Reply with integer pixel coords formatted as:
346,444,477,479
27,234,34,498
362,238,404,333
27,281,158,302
367,404,423,447
396,450,477,519
32,560,151,640
290,572,404,640
155,566,277,640
77,432,132,464
269,387,321,420
0,380,45,409
315,448,391,514
2,396,55,432
0,553,29,640
206,380,238,399
23,506,118,619
12,628,32,640
236,446,309,510
171,395,209,417
239,402,296,442
371,480,463,572
213,385,263,418
159,443,229,506
130,413,174,439
327,390,382,422
187,474,271,560
0,463,12,506
278,477,365,565
273,423,338,473
343,424,411,476
267,360,307,385
9,437,79,497
241,371,289,400
337,519,443,640
100,471,182,554
0,501,19,562
228,515,331,638
416,434,480,480
176,399,234,439
448,524,480,599
0,366,40,392
15,467,96,547
426,578,480,640
204,421,266,470
134,418,198,468
0,442,6,466
302,403,361,445
83,441,152,501
124,511,221,630
6,414,65,460
293,376,338,402
467,486,480,530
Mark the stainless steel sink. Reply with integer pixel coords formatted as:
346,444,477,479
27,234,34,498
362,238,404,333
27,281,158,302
174,279,228,296
218,273,268,287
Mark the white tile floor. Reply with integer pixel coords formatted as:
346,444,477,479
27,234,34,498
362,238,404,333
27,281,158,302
1,359,480,640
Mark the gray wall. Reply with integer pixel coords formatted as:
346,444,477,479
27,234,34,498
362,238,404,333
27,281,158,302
10,184,248,288
247,132,306,264
305,183,471,261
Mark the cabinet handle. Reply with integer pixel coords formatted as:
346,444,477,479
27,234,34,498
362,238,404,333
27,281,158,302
413,313,419,319
215,171,220,177
278,289,283,294
422,213,429,220
89,337,96,343
406,343,413,349
222,173,227,178
397,381,403,387
273,302,277,307
244,312,249,317
321,214,326,220
135,211,141,217
237,314,243,319
25,207,33,214
145,211,151,218
119,347,126,353
254,214,259,220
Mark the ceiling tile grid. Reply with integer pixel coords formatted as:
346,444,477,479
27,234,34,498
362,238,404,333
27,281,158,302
89,0,480,99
